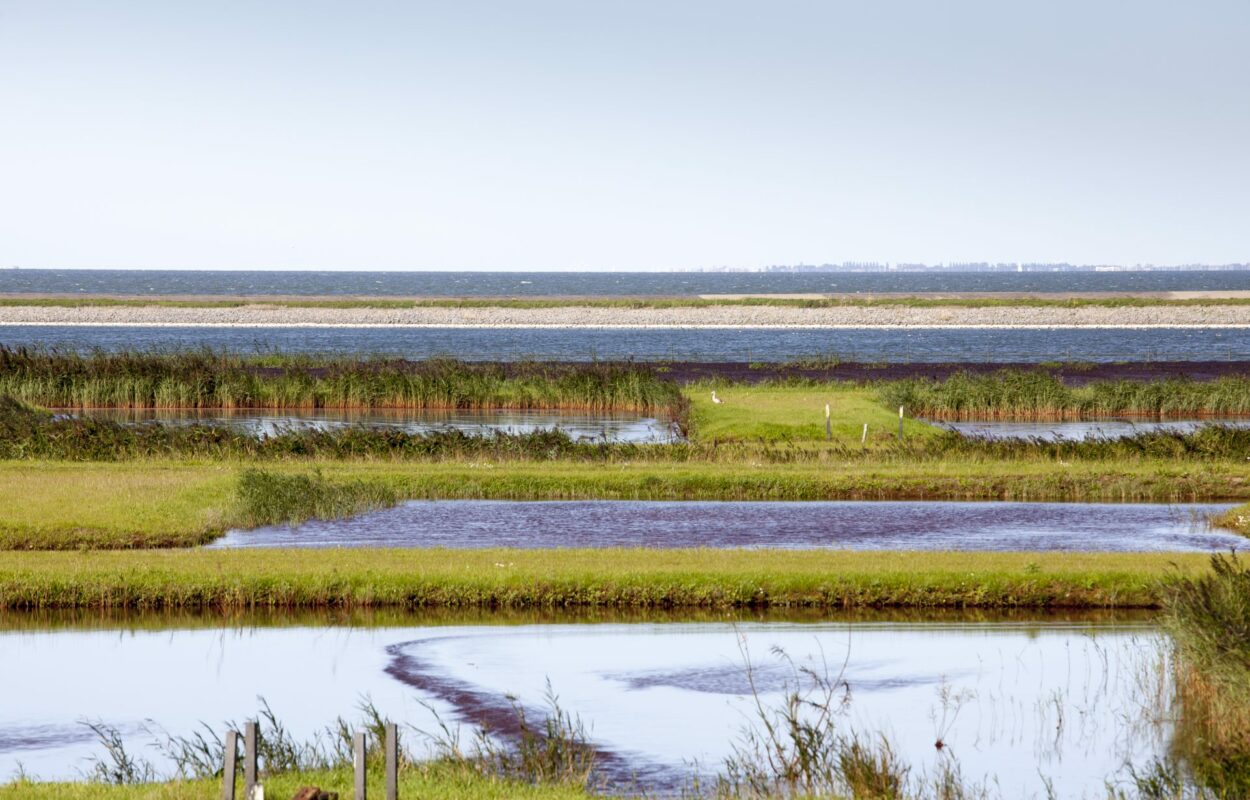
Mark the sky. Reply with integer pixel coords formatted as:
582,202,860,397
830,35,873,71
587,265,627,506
1,1,1248,271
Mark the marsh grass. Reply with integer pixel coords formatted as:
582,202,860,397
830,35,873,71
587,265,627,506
0,348,682,414
233,469,397,528
1161,554,1250,796
879,371,1250,420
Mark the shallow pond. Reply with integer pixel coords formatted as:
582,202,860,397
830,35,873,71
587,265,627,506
209,500,1242,552
941,418,1250,441
63,407,677,443
0,613,1169,798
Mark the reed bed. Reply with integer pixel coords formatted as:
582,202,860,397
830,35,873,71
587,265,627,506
1162,554,1250,795
0,348,682,413
878,370,1250,420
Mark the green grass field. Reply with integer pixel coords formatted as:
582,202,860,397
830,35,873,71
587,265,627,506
686,383,937,443
0,548,1209,610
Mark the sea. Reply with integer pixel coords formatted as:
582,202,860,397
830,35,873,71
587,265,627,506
4,268,1250,297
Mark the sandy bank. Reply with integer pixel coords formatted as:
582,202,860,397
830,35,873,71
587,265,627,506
2,303,1250,328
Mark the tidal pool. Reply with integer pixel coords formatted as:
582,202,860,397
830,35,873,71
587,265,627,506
209,500,1242,551
63,407,677,443
0,614,1170,797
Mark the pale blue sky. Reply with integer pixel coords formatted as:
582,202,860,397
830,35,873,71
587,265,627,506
1,1,1247,270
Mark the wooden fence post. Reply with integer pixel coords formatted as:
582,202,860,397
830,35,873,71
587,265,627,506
385,722,398,800
221,730,238,800
243,721,258,799
354,731,368,800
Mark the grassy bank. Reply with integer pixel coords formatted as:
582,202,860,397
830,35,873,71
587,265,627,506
4,459,1247,549
1212,502,1250,535
0,349,681,412
1,763,591,800
0,549,1205,610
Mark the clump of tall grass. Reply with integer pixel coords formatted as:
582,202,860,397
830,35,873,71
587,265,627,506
716,645,990,800
1161,554,1250,797
878,370,1250,420
0,347,684,414
233,469,397,528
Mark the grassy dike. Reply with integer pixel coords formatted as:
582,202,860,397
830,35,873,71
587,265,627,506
0,549,1205,610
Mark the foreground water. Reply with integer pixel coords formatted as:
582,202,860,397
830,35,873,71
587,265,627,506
68,408,677,443
0,613,1167,798
210,500,1240,552
5,325,1250,362
5,268,1250,296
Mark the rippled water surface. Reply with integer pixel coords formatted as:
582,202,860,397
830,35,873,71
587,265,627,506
0,616,1168,798
67,408,676,443
6,268,1250,296
5,325,1250,362
209,500,1241,551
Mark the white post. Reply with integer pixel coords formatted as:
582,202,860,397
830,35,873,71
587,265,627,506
825,403,831,441
898,405,905,439
861,423,868,445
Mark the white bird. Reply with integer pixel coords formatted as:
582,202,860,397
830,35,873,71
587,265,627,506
711,391,723,404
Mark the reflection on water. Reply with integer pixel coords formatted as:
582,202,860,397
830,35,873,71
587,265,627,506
0,616,1170,798
64,407,677,443
941,418,1250,441
210,500,1242,552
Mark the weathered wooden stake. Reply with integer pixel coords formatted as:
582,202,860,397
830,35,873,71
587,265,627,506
861,423,868,445
385,722,398,800
221,730,238,800
824,404,831,441
354,731,368,800
898,405,905,439
243,721,258,799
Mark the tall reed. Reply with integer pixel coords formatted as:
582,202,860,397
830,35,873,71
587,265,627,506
0,348,683,413
1162,554,1250,796
878,370,1250,420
